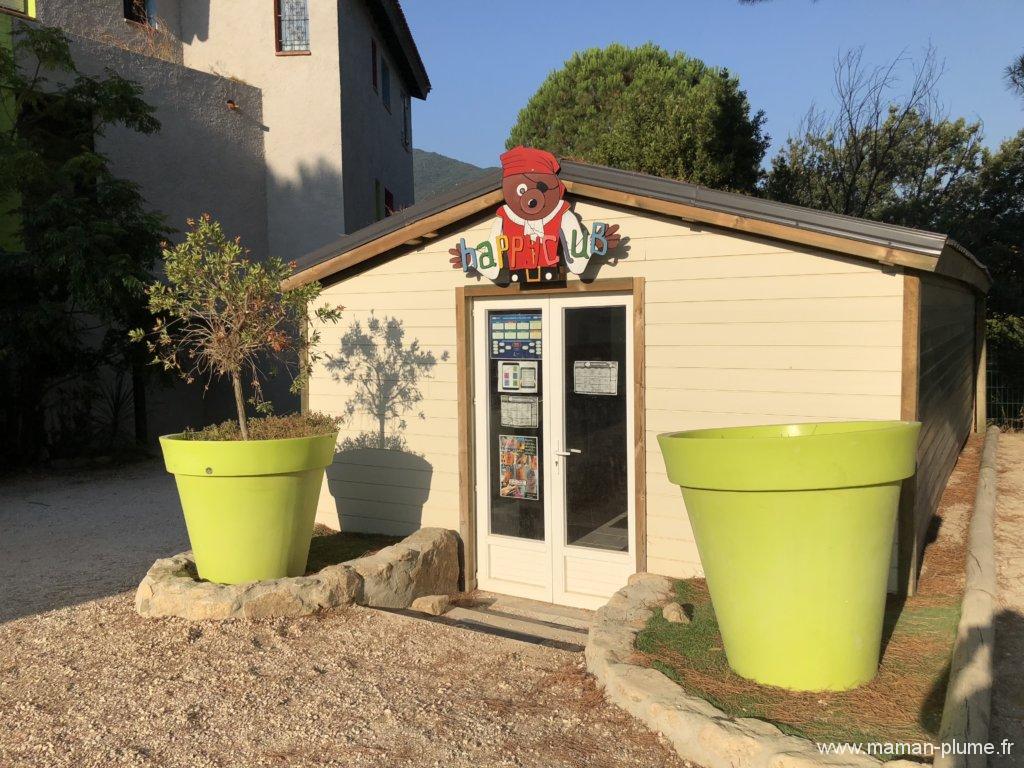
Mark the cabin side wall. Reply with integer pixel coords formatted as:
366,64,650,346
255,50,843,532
912,275,978,571
306,199,906,576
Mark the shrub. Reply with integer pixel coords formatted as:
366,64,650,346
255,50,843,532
130,215,342,439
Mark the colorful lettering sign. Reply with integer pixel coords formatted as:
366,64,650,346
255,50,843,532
449,146,621,285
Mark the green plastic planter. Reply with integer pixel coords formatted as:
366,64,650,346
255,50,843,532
658,420,921,692
160,432,338,584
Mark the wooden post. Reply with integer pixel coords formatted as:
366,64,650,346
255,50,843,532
633,278,647,574
974,297,987,433
898,273,922,596
455,287,476,592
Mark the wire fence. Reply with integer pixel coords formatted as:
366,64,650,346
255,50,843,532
988,352,1024,431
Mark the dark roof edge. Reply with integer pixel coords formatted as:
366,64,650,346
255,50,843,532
370,0,430,99
291,159,989,292
561,160,949,257
292,170,500,273
945,237,990,275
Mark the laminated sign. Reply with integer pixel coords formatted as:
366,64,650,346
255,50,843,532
573,360,618,396
500,395,539,428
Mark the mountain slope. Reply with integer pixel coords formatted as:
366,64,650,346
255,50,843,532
413,148,497,203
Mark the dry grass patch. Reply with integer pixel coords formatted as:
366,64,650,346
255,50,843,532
304,524,401,573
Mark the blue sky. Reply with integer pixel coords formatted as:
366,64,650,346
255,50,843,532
403,0,1024,169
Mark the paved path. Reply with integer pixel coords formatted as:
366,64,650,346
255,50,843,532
992,432,1024,767
0,460,187,623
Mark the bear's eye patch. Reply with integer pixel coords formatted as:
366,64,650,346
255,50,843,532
536,181,549,193
515,183,528,196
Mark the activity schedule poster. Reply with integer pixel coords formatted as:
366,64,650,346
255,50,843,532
498,434,539,500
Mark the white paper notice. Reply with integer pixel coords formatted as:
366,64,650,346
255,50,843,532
499,393,540,430
573,360,618,396
500,395,540,428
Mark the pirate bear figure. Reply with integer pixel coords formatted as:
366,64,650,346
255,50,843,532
450,146,620,284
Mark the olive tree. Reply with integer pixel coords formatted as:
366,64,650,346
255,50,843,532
131,215,342,439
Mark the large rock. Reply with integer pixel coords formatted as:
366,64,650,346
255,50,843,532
411,594,451,616
135,528,457,620
135,552,363,621
346,527,459,609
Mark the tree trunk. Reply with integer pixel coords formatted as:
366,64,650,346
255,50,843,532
132,363,147,446
377,411,386,449
231,372,249,440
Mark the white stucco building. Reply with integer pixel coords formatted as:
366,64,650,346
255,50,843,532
3,0,430,434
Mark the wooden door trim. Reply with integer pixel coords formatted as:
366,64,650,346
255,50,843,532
455,277,647,591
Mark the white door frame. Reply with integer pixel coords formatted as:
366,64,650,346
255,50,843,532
548,293,636,609
472,297,553,602
472,293,635,608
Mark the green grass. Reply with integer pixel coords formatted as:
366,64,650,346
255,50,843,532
635,579,960,747
305,528,402,573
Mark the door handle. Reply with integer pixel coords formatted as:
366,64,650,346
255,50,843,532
555,448,582,457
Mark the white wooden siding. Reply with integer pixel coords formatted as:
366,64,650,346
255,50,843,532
308,200,904,578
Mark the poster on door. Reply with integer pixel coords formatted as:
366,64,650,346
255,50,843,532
498,434,539,500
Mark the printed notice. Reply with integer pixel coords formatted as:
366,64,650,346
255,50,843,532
497,360,539,393
500,395,539,428
498,434,539,500
519,364,537,390
573,360,619,396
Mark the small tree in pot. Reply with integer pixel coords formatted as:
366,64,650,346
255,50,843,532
131,215,343,584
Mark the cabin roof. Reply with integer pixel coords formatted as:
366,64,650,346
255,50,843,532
286,159,989,293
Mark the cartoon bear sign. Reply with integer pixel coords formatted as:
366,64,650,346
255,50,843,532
449,146,621,284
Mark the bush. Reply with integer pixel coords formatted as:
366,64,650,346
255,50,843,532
131,215,342,439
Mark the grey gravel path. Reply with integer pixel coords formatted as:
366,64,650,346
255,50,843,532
0,460,188,623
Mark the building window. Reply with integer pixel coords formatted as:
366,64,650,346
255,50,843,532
401,92,411,149
374,179,383,221
0,0,32,17
381,59,391,111
384,187,395,217
124,0,157,26
275,0,309,53
371,39,378,91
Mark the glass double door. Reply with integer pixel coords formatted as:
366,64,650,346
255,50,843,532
473,294,635,609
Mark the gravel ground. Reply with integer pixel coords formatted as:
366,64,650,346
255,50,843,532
0,595,689,768
992,432,1024,768
0,462,687,767
0,460,187,623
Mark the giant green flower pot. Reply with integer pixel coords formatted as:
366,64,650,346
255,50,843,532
658,420,921,692
160,432,337,584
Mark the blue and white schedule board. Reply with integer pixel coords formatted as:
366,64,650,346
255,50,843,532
489,311,542,359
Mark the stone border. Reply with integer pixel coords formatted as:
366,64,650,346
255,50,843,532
587,573,894,768
935,425,999,768
587,433,1002,768
135,527,460,620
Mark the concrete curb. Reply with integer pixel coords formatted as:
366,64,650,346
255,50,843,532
135,527,460,620
935,426,999,768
